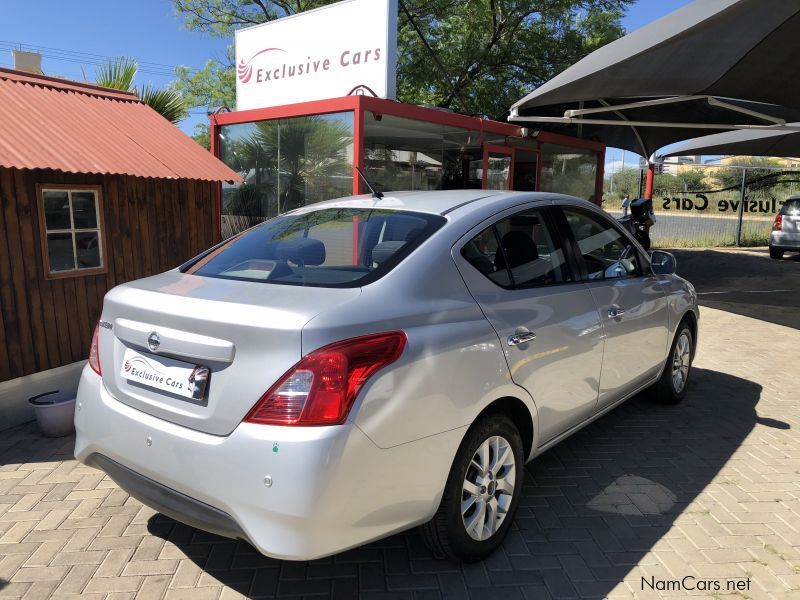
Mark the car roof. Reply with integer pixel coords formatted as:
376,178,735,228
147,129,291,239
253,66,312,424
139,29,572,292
290,190,595,221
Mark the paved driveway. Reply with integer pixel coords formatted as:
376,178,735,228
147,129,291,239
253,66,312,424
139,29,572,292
672,247,800,329
1,307,799,599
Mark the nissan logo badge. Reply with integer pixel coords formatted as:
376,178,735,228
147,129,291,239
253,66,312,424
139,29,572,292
147,332,161,352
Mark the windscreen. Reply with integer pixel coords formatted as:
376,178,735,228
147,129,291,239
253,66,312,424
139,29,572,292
185,208,445,287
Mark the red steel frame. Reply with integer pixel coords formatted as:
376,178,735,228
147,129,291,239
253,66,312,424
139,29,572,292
210,95,606,241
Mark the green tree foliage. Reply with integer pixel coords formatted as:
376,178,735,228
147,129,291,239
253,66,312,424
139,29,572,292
95,57,188,124
709,157,783,190
604,167,708,207
172,0,632,128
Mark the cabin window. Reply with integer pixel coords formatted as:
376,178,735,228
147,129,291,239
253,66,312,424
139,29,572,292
38,186,106,278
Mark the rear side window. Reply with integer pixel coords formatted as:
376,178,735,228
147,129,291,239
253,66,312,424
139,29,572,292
461,208,571,288
780,198,800,215
185,208,444,287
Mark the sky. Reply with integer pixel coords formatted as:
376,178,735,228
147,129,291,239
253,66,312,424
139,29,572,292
1,0,694,170
0,0,229,136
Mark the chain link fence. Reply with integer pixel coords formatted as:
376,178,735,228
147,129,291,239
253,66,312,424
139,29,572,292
604,165,797,247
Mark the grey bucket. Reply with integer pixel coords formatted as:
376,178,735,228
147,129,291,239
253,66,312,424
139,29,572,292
29,390,76,437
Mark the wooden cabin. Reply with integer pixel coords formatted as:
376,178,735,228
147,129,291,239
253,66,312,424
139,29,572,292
0,68,239,429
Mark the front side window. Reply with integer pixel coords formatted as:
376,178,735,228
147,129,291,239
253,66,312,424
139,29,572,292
461,208,571,288
562,208,641,280
186,208,444,288
39,187,104,277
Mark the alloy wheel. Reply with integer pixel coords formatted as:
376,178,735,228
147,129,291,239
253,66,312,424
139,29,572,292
461,435,516,541
672,332,691,393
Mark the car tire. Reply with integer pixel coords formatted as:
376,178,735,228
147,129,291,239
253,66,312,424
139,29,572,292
419,414,524,562
654,322,694,405
769,246,784,259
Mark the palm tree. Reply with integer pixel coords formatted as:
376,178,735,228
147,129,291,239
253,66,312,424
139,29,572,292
95,57,187,124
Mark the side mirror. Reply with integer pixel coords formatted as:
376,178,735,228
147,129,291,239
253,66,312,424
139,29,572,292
650,250,676,275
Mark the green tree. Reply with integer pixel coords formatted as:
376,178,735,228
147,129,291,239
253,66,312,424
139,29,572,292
675,168,706,191
172,0,632,125
709,157,783,190
96,57,188,124
604,167,640,206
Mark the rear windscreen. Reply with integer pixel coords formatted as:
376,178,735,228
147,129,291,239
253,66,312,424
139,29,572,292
184,208,445,287
780,199,800,215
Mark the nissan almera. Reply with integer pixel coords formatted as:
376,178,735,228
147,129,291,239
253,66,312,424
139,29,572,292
74,190,698,562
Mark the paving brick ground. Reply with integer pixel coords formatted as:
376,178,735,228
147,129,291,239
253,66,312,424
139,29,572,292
1,306,799,599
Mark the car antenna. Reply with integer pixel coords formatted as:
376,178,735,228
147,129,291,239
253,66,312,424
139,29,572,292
354,166,384,199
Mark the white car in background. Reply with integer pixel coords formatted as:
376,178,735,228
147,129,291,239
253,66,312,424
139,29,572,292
770,196,800,259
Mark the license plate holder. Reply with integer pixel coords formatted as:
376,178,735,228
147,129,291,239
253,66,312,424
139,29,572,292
120,348,210,401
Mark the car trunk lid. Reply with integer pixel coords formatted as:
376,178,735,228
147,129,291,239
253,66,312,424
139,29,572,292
98,271,361,436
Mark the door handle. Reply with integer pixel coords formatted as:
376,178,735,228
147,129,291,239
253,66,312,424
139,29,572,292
608,306,626,318
507,331,537,346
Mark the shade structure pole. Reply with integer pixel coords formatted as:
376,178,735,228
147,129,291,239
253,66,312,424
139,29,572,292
644,163,655,199
736,168,747,247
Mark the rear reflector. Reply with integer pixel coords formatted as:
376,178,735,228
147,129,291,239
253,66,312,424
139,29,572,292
88,323,101,375
244,331,406,426
773,214,783,231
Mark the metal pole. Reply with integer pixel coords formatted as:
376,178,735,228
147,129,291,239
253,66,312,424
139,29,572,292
638,168,645,198
736,168,746,247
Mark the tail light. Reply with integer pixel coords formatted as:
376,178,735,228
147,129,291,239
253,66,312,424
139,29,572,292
773,214,783,231
245,331,406,426
88,323,102,375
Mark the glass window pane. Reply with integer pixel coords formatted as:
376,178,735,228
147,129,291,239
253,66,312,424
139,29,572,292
71,192,98,229
563,208,640,280
43,191,70,230
75,232,101,269
539,144,598,202
219,112,354,238
363,113,483,193
485,153,512,190
461,228,512,287
494,210,570,286
189,208,444,287
47,232,75,271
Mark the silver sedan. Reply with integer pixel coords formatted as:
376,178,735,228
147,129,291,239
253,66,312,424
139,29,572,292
74,191,698,562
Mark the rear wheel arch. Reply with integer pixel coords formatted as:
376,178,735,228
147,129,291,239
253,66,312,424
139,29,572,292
473,396,534,461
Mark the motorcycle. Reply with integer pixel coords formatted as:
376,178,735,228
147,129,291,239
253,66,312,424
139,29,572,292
618,197,654,250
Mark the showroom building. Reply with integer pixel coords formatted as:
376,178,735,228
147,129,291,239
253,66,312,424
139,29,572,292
210,0,606,238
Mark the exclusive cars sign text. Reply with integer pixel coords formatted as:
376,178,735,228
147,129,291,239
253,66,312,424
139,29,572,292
235,0,397,110
246,47,383,85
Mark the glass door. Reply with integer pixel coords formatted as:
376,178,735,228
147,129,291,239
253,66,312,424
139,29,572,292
482,144,515,190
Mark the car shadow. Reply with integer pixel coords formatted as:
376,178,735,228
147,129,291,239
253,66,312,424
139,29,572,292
147,367,772,599
669,248,800,329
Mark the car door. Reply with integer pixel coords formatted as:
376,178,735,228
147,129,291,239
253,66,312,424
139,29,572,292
555,204,670,410
452,205,605,445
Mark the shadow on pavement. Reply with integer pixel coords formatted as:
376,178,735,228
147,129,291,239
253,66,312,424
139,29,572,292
148,367,773,599
670,248,800,330
0,423,75,467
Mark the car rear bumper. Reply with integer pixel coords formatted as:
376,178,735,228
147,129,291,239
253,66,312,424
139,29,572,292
74,366,465,560
770,231,800,250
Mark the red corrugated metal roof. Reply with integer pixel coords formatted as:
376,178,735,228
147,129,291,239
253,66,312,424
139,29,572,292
0,68,241,182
